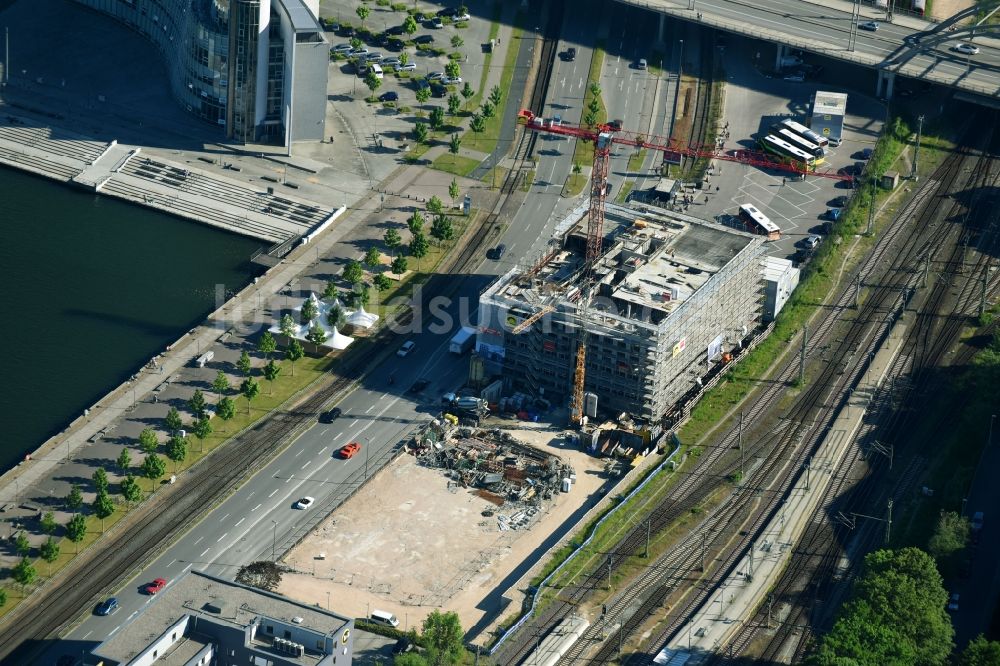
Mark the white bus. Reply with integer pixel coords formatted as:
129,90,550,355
760,134,818,169
738,204,781,241
776,128,826,161
775,118,829,148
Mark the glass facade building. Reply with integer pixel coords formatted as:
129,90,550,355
70,0,327,145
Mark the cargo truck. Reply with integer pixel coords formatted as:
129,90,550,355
448,326,477,354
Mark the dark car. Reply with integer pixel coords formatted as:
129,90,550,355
563,47,577,61
393,638,413,655
95,597,119,616
607,119,623,131
408,379,430,394
337,25,356,37
414,34,435,45
379,91,399,102
386,38,405,51
387,24,406,36
319,407,342,423
828,195,850,207
431,83,447,97
490,244,507,261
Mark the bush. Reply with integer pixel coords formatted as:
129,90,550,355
376,0,390,5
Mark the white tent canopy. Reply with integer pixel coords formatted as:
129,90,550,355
269,291,365,350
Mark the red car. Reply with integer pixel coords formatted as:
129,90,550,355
339,442,361,459
144,577,168,595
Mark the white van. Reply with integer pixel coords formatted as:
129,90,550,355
368,63,384,80
370,609,399,627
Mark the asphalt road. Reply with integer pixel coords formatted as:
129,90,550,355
616,0,999,97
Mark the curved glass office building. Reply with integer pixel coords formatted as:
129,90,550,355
72,0,328,145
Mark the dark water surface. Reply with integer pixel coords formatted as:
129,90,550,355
0,166,262,471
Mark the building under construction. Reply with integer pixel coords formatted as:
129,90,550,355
476,202,767,422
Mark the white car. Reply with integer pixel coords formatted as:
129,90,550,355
397,341,416,357
427,72,446,80
858,21,879,31
455,12,471,21
395,62,416,72
294,497,315,510
332,43,353,52
953,42,979,55
443,76,462,85
348,48,369,58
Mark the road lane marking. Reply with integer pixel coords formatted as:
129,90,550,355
167,559,177,568
183,563,193,572
220,513,229,521
82,631,92,639
301,461,310,470
380,394,387,400
200,548,210,557
216,533,228,543
247,491,255,498
252,503,262,511
109,626,121,637
350,419,359,427
269,489,279,497
235,517,245,527
128,611,137,621
365,405,374,414
295,448,304,457
193,536,203,545
318,446,328,455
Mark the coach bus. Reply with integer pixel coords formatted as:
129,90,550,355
759,134,818,169
738,203,781,241
776,128,826,161
774,118,829,148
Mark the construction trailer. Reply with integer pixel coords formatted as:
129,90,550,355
476,201,766,422
763,257,800,322
810,91,848,147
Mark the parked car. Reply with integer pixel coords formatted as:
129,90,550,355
387,24,406,36
454,11,471,21
144,578,168,595
364,52,383,62
381,57,401,67
386,38,406,52
829,195,850,207
490,244,507,260
953,42,979,55
608,119,624,131
348,48,369,58
397,341,416,357
95,598,119,616
948,593,960,612
294,497,315,509
858,20,879,31
332,43,353,53
379,91,399,102
804,235,822,250
339,442,362,459
442,76,462,85
429,18,444,28
319,407,342,423
415,34,435,45
427,71,446,80
393,638,413,655
825,208,843,221
395,62,416,72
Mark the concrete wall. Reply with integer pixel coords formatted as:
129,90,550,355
290,36,329,142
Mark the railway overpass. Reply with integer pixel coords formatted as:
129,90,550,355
616,0,999,104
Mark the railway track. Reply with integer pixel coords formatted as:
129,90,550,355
0,9,565,663
707,125,1000,664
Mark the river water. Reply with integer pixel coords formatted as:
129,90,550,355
0,166,262,471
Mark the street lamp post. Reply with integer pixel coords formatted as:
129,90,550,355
271,520,278,561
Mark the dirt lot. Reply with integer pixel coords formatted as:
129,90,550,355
278,426,609,633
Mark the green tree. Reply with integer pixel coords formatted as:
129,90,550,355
138,427,159,454
481,100,495,119
93,490,114,532
394,654,429,666
92,467,109,494
66,513,87,553
584,109,598,126
0,589,7,607
412,120,429,144
141,453,167,483
241,377,261,413
427,195,444,215
927,511,969,575
211,369,231,402
12,557,37,589
301,297,319,324
421,610,464,666
13,532,30,557
322,280,339,301
448,178,460,206
445,60,460,80
415,85,431,105
355,3,370,27
263,360,281,395
374,274,392,291
469,112,485,134
350,36,362,51
407,211,425,236
403,14,418,35
216,397,236,430
279,313,297,339
40,511,57,535
364,70,382,97
120,474,142,505
165,406,183,434
448,133,461,155
343,260,365,286
257,330,277,360
65,484,83,512
489,84,502,107
451,34,464,48
40,537,60,574
409,232,429,267
189,388,207,419
237,349,253,376
307,323,329,347
460,81,473,100
429,106,445,130
116,447,132,474
327,305,347,330
590,81,602,98
384,228,402,254
167,434,188,470
431,214,455,242
192,416,212,448
399,51,410,67
352,284,371,307
286,339,305,376
959,635,1000,666
391,255,409,275
365,246,382,270
447,93,461,116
